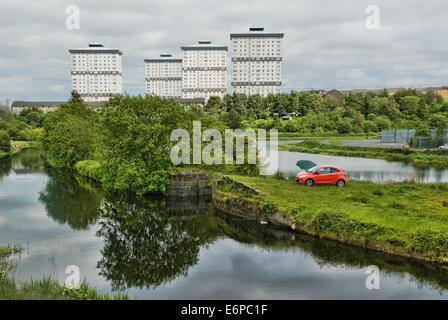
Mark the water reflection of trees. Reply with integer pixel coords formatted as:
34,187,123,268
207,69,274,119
0,156,11,180
96,196,219,291
12,148,45,172
38,169,103,230
216,211,448,293
1,148,44,180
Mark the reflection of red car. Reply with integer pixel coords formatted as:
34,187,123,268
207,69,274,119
296,165,347,187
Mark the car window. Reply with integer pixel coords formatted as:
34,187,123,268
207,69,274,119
306,165,320,173
318,167,331,174
330,168,340,173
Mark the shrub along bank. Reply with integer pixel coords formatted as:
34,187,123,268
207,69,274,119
218,175,448,263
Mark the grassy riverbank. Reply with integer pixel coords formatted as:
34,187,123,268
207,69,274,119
279,140,448,167
0,277,130,300
222,175,448,263
0,141,40,160
0,244,129,300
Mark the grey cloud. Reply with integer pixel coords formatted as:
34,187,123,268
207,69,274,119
0,0,447,102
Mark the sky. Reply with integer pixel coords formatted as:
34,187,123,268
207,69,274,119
0,0,448,103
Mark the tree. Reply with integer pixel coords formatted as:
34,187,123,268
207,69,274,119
69,90,84,103
221,94,233,112
399,96,422,117
323,96,340,112
271,93,290,115
18,106,46,127
204,96,222,113
98,95,194,196
393,89,423,104
375,116,391,131
429,114,448,131
189,104,205,117
247,94,266,119
343,92,365,114
221,109,242,129
424,90,444,106
365,120,378,133
0,130,11,153
41,101,99,168
231,92,248,117
299,91,324,114
337,118,352,134
378,88,389,98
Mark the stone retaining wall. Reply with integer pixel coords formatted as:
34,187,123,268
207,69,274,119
166,170,212,198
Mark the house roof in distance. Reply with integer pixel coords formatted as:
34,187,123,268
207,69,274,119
11,101,106,109
69,43,123,55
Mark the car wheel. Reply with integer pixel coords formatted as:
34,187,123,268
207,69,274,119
337,180,345,187
305,179,314,186
295,177,299,183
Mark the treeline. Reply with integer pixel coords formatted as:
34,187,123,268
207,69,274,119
205,89,448,134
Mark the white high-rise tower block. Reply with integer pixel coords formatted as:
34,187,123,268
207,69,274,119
69,43,122,102
181,40,227,102
230,28,284,96
144,54,182,98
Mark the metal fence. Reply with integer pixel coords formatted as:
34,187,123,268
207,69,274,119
382,129,448,149
381,129,415,143
410,129,448,149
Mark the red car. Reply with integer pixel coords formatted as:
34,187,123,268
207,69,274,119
296,165,347,187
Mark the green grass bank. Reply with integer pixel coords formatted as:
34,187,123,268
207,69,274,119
0,244,129,300
220,175,448,263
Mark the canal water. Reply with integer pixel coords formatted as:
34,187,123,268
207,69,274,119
1,149,448,299
264,140,448,183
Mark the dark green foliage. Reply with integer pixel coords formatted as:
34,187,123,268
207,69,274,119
210,88,448,135
96,196,218,290
69,90,84,103
310,212,388,243
97,95,193,196
41,102,99,168
0,130,11,153
258,198,278,213
38,169,103,230
18,106,46,127
221,109,242,129
337,118,352,134
411,230,448,258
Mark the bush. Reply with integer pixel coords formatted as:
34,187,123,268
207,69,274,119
74,160,101,181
